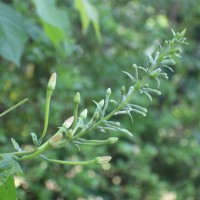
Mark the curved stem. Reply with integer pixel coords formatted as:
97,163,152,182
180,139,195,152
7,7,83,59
38,89,52,145
19,142,50,161
40,155,97,165
72,104,78,129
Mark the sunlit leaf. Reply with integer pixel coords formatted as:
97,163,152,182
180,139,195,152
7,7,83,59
0,176,16,200
75,0,101,42
33,0,69,46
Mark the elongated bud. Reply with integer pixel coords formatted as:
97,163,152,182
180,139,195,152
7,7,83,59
106,88,111,96
154,51,160,62
133,64,138,81
127,86,134,96
95,156,112,164
161,59,175,65
108,137,118,144
73,92,80,104
120,85,126,94
48,73,57,90
49,133,63,148
80,109,88,119
99,100,104,108
62,116,74,130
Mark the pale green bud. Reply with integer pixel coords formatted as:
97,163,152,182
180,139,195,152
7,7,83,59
48,73,57,90
62,116,74,130
73,92,80,104
154,51,160,62
108,137,118,144
106,88,111,95
99,100,104,108
120,85,126,94
95,156,112,164
49,133,63,148
80,109,88,119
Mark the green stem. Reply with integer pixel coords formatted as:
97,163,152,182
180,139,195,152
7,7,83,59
19,142,50,161
72,104,78,129
0,98,28,118
12,149,35,156
40,155,97,165
8,127,63,158
38,89,52,145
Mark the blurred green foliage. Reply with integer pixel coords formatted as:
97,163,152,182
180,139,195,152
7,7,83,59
0,0,200,199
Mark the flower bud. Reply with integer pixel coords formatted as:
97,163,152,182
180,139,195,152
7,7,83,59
161,59,175,65
48,73,57,90
62,116,74,130
120,85,126,94
99,100,104,108
108,137,118,144
106,88,111,96
80,109,88,119
49,133,63,148
73,92,80,104
95,156,112,164
154,51,160,62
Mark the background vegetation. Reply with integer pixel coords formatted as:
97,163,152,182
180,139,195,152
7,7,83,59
0,0,199,199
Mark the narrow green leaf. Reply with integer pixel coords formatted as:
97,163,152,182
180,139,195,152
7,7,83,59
92,100,103,113
30,133,38,145
11,138,22,152
0,176,16,200
144,88,161,95
155,77,160,88
122,71,136,83
143,91,152,101
0,2,27,65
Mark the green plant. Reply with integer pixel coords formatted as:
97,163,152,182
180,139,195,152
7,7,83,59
0,29,186,198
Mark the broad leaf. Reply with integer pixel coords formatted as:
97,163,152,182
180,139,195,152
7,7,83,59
33,0,69,46
0,176,16,200
75,0,101,42
0,2,27,65
0,154,22,186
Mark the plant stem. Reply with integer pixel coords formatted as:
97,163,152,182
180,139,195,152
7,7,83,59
38,89,52,145
19,142,50,160
0,98,28,118
40,156,97,165
72,104,78,129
